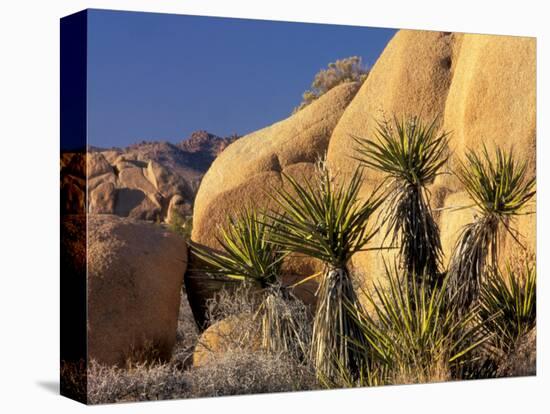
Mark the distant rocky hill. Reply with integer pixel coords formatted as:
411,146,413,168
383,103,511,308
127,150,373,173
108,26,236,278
84,130,239,222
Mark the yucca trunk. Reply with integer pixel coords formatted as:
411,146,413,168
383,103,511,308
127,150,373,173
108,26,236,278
258,285,310,360
311,265,367,382
447,214,499,313
398,183,442,289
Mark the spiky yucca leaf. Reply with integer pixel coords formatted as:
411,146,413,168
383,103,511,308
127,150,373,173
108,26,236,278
352,115,449,286
190,209,285,288
479,264,536,355
353,115,449,186
456,145,536,218
267,163,381,381
190,210,311,356
353,264,488,384
267,164,381,267
448,145,536,311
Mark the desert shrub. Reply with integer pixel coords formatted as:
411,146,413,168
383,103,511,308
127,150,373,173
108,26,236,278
87,352,318,404
168,212,193,239
348,265,488,386
186,350,318,398
479,263,536,357
447,145,536,312
87,361,187,404
267,160,382,381
60,360,87,403
353,115,449,288
293,56,368,113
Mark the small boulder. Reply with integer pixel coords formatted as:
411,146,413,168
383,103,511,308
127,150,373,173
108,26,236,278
87,215,188,366
192,314,259,368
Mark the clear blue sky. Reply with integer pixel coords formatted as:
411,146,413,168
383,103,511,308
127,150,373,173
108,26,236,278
87,9,396,148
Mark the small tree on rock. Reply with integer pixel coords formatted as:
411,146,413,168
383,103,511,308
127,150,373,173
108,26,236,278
293,56,369,113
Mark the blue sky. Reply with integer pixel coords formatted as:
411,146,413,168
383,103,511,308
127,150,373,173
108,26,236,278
87,10,396,148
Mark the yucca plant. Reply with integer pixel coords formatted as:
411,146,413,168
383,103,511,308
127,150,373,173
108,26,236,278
353,263,488,385
190,209,308,357
447,145,536,312
479,264,536,356
266,161,382,381
352,115,449,288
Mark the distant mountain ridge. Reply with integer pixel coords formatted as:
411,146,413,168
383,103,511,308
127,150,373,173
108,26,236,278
82,130,240,222
90,130,239,191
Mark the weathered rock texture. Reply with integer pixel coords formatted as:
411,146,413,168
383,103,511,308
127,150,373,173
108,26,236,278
87,131,238,222
325,30,536,288
190,29,535,316
87,215,188,366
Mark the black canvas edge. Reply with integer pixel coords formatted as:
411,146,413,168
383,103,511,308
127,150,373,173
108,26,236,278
60,9,88,405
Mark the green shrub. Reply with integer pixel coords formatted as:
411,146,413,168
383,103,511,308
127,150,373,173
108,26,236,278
168,212,193,240
348,265,488,386
293,56,368,113
479,264,536,356
189,210,309,358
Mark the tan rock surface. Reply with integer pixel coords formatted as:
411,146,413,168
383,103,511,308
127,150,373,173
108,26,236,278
87,152,113,178
189,84,360,324
323,30,535,291
192,314,259,368
118,167,158,196
192,81,360,252
89,182,116,215
87,215,188,366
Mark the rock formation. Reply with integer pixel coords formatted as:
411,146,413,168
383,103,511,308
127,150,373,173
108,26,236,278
87,215,188,366
87,131,238,222
190,29,536,319
326,30,535,284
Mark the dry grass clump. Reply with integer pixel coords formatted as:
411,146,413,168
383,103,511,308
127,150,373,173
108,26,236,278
86,349,318,404
186,350,318,398
60,359,87,403
172,291,199,368
87,361,186,404
197,286,312,364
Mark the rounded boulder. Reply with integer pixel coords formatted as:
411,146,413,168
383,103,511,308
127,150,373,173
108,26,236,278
87,214,188,366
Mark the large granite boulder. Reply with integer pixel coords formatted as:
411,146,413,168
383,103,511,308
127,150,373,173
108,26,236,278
324,30,535,289
87,215,188,366
188,82,361,325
